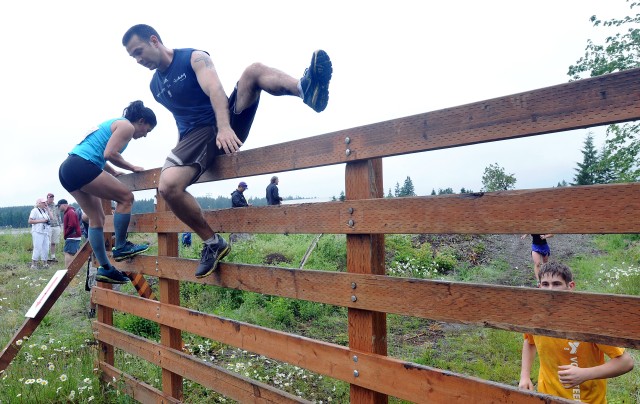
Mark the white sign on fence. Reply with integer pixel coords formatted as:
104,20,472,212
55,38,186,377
25,270,68,318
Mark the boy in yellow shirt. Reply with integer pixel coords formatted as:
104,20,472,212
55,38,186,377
519,262,634,402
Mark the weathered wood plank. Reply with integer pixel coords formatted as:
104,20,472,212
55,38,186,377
93,322,310,404
115,258,640,348
118,68,640,191
156,193,183,400
0,242,92,371
111,183,640,235
98,362,181,404
92,289,572,403
345,160,388,403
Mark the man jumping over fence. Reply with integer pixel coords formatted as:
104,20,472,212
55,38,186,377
122,24,332,278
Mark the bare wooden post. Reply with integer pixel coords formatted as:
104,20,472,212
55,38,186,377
345,159,388,404
156,192,183,400
98,198,115,366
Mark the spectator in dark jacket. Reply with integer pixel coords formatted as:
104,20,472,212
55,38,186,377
231,181,250,208
57,199,82,268
266,176,283,205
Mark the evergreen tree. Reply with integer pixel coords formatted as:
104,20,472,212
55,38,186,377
339,191,346,202
430,189,436,196
572,133,599,185
438,188,454,195
568,3,640,182
400,176,416,197
394,182,401,197
556,180,568,187
387,188,393,198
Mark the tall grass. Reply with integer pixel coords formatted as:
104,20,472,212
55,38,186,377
0,233,638,403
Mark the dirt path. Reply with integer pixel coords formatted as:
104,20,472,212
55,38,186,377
482,233,600,285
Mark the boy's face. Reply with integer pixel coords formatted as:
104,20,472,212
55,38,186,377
539,273,575,291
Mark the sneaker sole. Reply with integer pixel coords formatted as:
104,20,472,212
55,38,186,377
95,275,128,285
311,50,333,84
113,245,150,262
307,50,333,112
195,245,231,279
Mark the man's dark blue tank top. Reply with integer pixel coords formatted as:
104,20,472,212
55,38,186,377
150,48,216,139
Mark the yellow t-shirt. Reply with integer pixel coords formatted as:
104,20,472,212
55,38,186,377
524,334,625,403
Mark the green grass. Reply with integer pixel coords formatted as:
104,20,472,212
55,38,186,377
0,232,638,402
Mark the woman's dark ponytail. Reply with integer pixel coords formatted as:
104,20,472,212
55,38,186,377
123,100,157,128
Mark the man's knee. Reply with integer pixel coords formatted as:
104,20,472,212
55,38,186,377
158,168,192,202
116,192,135,210
243,62,267,80
158,181,183,203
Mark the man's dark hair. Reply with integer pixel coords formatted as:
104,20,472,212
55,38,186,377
539,262,574,284
122,24,162,46
270,176,278,184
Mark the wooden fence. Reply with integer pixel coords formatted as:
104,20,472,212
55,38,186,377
5,67,640,403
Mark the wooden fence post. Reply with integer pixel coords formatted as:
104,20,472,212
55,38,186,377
345,159,388,404
98,199,115,366
156,192,183,400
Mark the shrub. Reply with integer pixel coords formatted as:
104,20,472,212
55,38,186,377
114,313,160,340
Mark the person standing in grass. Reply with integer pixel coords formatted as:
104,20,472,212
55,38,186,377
28,198,51,269
521,233,553,282
518,262,634,402
266,176,283,205
56,199,82,269
58,100,156,284
45,192,62,263
231,181,250,208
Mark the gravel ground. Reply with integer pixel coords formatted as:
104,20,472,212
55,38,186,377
481,233,600,286
416,233,600,286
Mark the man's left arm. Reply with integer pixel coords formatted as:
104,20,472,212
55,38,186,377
192,51,242,154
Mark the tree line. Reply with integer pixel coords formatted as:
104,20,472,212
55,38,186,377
0,195,272,229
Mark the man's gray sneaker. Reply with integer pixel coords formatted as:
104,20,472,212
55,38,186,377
195,236,230,278
300,50,333,113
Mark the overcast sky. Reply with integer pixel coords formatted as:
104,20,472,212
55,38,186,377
1,0,633,207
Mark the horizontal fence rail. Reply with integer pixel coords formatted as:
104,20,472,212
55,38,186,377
93,289,571,403
82,68,640,403
107,183,640,235
114,256,640,349
120,67,640,191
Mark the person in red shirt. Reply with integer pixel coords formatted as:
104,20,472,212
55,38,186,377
57,199,82,268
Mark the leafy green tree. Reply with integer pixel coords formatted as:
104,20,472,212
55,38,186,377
572,133,599,185
568,3,640,182
481,163,516,192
